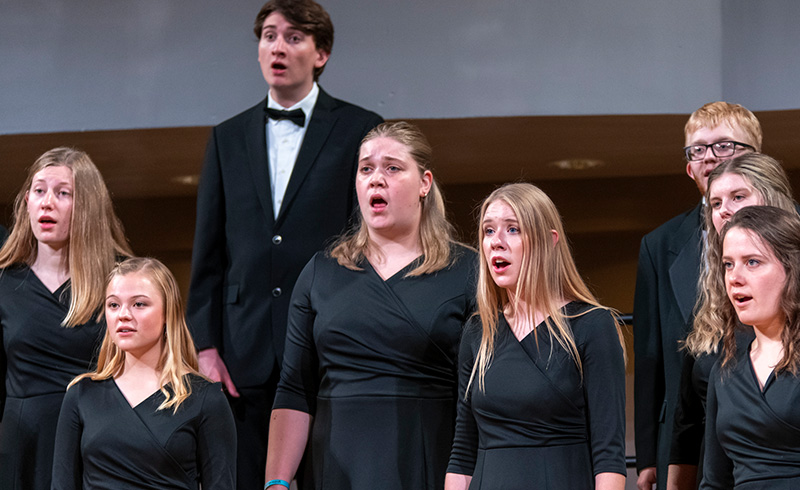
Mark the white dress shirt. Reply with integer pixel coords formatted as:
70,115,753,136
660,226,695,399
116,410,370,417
266,82,319,218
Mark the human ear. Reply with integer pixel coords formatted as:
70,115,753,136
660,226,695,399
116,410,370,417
419,170,433,198
315,49,330,69
686,162,695,180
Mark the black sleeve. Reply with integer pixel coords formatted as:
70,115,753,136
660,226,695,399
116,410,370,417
633,235,664,471
51,382,84,490
272,256,320,414
185,128,226,351
669,353,703,465
197,383,237,489
699,364,734,489
462,249,479,317
446,318,480,475
579,308,627,477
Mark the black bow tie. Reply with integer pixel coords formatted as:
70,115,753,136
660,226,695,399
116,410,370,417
265,107,305,127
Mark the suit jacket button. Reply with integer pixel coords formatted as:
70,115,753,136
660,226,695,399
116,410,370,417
272,235,282,245
272,287,282,297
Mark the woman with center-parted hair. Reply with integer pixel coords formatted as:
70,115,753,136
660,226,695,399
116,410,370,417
700,206,800,488
51,257,236,489
0,147,132,490
668,153,797,490
446,183,627,490
264,121,477,490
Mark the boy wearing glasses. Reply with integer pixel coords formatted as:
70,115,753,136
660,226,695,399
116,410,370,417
633,102,761,490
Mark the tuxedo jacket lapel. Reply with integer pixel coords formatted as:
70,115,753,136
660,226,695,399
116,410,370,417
245,100,275,225
668,204,703,325
276,90,337,226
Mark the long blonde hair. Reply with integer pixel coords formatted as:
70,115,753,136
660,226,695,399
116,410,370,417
470,183,624,391
0,147,132,326
69,258,202,412
329,121,458,276
687,154,795,356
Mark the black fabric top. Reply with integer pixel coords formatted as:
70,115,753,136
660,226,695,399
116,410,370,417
52,374,236,490
447,302,627,489
1,265,103,410
275,245,477,411
670,351,716,466
273,245,477,489
670,328,755,468
702,342,800,489
0,265,104,490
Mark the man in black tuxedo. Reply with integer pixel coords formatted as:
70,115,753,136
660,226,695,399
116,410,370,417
186,1,382,487
633,101,762,490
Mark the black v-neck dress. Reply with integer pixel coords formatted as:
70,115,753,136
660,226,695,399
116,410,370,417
701,344,800,489
447,302,627,489
52,375,236,489
273,245,477,489
0,265,103,490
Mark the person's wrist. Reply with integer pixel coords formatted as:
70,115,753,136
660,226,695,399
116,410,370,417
265,479,290,489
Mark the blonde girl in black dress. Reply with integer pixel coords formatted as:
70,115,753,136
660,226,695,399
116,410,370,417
0,147,131,490
52,257,236,489
446,183,626,490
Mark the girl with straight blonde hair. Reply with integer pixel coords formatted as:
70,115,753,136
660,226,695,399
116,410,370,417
0,147,131,490
446,183,626,490
0,147,132,326
52,257,236,489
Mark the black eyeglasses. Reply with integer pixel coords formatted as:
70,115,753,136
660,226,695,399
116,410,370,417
683,141,755,161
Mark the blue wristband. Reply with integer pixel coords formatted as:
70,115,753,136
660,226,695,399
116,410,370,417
266,479,290,489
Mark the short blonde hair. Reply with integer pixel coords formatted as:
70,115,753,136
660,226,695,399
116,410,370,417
684,101,762,151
